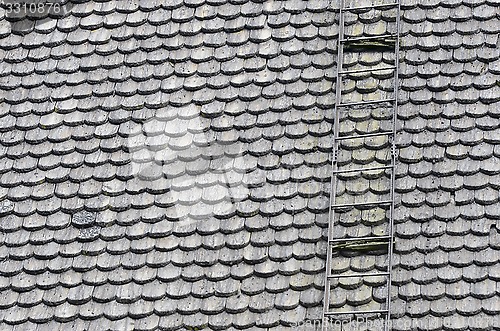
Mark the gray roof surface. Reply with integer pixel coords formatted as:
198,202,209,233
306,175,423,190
0,0,499,330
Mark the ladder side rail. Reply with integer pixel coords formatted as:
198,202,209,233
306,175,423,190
322,0,345,327
385,2,401,331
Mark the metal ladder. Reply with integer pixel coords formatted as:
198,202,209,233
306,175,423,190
322,1,401,330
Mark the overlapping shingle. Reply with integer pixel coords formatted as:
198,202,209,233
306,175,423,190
0,0,336,329
392,0,500,329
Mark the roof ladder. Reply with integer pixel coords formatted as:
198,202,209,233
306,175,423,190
322,1,401,330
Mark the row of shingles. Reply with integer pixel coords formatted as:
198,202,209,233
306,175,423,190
0,0,326,223
105,0,334,323
168,0,336,327
0,1,341,90
0,9,114,331
0,0,125,239
392,2,500,329
0,200,173,331
0,0,338,330
146,128,330,328
0,211,260,330
0,47,195,329
0,224,162,330
0,33,194,329
134,110,329,328
397,0,500,217
17,0,498,111
0,5,104,327
401,0,499,8
257,1,337,326
56,1,336,330
0,0,340,218
399,1,499,106
396,1,500,320
161,1,336,328
110,0,336,260
0,3,133,308
0,7,300,331
99,0,338,330
397,0,500,222
0,0,339,86
5,40,150,331
0,1,188,330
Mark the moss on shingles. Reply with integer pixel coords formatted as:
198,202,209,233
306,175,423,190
345,38,397,51
331,237,395,251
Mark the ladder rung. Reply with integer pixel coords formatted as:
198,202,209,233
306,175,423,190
338,98,395,107
324,309,389,316
329,235,392,244
341,34,398,43
332,164,393,174
342,3,399,12
336,131,394,141
329,271,390,279
339,66,396,75
332,200,392,209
